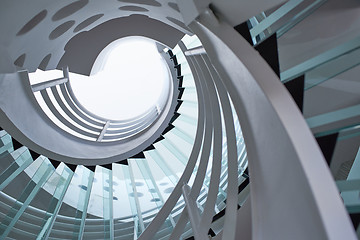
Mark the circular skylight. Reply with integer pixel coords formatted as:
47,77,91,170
70,36,170,120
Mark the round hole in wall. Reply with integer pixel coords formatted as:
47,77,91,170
49,21,75,40
14,54,26,67
73,14,104,33
52,0,89,21
117,0,161,7
168,2,180,12
119,5,149,12
38,54,51,70
17,10,47,36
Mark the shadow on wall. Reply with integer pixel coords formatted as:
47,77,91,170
57,14,184,76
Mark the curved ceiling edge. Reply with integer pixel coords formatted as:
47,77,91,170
0,61,179,165
58,15,185,76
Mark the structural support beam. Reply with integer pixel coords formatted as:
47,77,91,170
304,44,360,90
281,35,360,83
307,104,360,129
250,0,303,38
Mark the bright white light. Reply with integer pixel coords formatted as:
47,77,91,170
70,37,169,120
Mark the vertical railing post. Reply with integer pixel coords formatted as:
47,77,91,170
128,162,145,232
37,164,74,239
102,167,114,240
122,165,145,237
182,183,207,240
77,167,94,240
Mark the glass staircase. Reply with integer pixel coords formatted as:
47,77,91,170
0,34,249,239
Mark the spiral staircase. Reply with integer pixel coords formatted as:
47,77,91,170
0,0,360,239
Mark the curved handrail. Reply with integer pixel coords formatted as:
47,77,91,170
1,33,255,240
189,8,356,240
39,88,100,139
139,5,357,239
138,42,207,240
0,44,248,238
32,66,170,142
0,65,178,165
